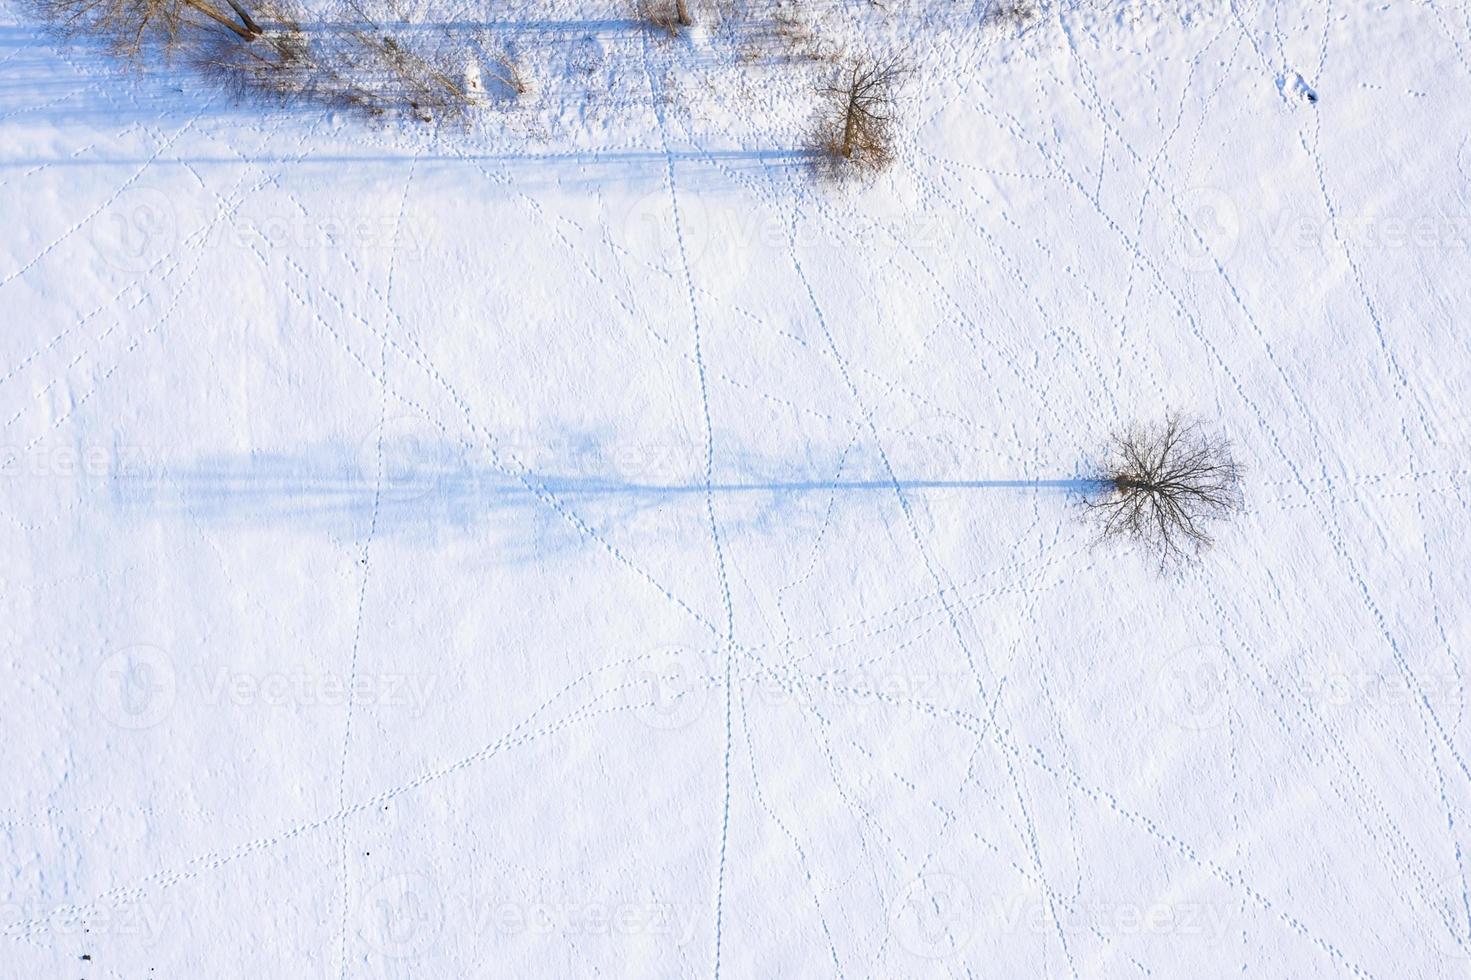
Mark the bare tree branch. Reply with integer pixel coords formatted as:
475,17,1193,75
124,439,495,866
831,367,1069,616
639,0,693,36
38,0,263,56
813,55,907,179
1082,412,1245,571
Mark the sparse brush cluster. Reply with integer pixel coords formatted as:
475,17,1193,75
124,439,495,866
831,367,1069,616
36,0,528,122
202,6,475,121
637,0,693,37
983,0,1040,33
40,0,260,55
34,0,930,180
719,0,909,179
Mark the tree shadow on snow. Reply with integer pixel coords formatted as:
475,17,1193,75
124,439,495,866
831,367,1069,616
108,433,1097,562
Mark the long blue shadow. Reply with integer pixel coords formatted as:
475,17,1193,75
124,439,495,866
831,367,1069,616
528,477,1096,495
0,149,819,167
111,446,1100,550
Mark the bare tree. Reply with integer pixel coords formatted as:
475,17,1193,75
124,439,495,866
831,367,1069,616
38,0,476,121
639,0,692,35
197,31,384,118
39,0,265,58
189,0,477,121
1083,413,1244,569
340,26,471,121
814,56,906,177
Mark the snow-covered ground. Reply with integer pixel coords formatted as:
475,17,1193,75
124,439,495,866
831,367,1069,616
4,0,1471,976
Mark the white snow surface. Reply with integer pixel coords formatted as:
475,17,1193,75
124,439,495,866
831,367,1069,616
4,0,1471,977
